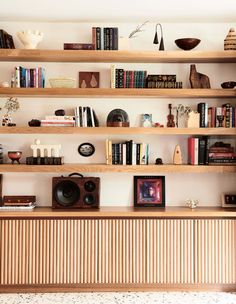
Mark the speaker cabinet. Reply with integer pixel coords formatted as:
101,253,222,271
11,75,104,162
52,175,100,209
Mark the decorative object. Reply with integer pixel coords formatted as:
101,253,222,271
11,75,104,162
187,111,200,128
28,119,41,127
221,81,236,89
49,77,76,88
79,72,99,88
173,144,183,165
155,158,163,165
216,114,224,127
141,114,152,127
55,109,65,116
221,193,236,208
0,81,9,88
52,173,100,209
175,38,201,50
8,151,22,164
154,122,164,127
185,198,199,209
17,30,44,49
128,20,149,39
2,97,19,126
153,23,164,51
134,176,165,207
166,104,175,127
31,139,61,157
189,64,211,88
78,143,95,157
224,28,236,50
174,104,185,128
106,109,130,127
3,196,36,206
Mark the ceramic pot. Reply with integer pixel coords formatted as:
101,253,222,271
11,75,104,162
8,151,22,164
224,28,236,50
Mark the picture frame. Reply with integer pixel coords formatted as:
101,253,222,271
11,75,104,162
79,72,100,88
221,192,236,208
134,175,165,207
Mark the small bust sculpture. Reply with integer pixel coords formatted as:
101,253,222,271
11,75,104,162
185,199,199,209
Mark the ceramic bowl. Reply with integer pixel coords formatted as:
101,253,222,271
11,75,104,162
175,38,201,50
221,81,236,89
8,151,22,164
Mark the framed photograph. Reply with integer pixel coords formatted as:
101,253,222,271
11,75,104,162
79,72,100,88
134,175,165,207
221,192,236,208
141,114,152,127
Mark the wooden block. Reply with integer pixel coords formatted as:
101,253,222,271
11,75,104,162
173,144,183,165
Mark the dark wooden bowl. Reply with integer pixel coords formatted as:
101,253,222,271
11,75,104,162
175,38,201,50
221,81,236,89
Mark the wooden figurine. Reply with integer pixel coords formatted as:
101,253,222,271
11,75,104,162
173,144,183,165
189,64,211,88
166,104,175,127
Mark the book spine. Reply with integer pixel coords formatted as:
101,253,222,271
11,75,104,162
92,27,97,50
96,27,101,50
113,27,118,50
198,137,206,165
197,103,206,128
15,66,20,88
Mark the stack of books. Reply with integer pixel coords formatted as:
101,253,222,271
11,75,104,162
0,29,15,49
106,139,149,165
146,74,182,89
208,142,236,165
41,115,75,127
0,196,36,210
92,27,118,50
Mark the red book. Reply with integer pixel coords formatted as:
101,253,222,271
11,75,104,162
188,137,199,165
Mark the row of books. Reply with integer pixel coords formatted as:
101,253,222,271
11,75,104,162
146,74,183,89
0,29,15,49
188,137,236,165
92,27,118,50
74,107,99,127
106,139,149,165
111,66,147,88
198,102,236,128
13,66,45,88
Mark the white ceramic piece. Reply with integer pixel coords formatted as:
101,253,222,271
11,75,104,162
31,140,61,157
17,30,44,49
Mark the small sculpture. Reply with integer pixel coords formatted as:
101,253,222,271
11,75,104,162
107,109,130,127
166,104,175,127
28,119,41,127
155,158,163,165
31,139,61,158
17,30,44,49
173,144,183,165
189,64,211,88
224,28,236,50
187,111,200,128
185,199,199,209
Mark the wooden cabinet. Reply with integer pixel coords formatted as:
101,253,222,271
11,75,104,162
0,210,236,292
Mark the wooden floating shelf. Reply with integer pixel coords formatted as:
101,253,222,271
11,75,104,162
0,127,235,135
0,206,235,219
0,49,236,63
0,164,235,173
0,88,235,98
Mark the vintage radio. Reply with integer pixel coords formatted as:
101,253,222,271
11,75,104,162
52,173,100,209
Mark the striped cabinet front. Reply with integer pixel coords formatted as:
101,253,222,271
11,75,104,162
0,218,235,289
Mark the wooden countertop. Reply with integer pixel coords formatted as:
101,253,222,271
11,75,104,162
0,206,235,219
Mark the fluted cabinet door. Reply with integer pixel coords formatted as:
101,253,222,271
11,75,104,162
195,219,236,284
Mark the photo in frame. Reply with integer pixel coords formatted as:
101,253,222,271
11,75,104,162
134,175,165,207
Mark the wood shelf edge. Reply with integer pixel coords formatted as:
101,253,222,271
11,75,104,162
0,206,235,219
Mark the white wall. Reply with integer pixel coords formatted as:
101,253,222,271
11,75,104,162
0,21,235,207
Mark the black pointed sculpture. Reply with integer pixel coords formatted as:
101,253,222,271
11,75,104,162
153,23,164,51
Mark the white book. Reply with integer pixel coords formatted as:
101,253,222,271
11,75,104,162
110,64,116,88
194,138,199,165
15,66,20,88
89,107,95,127
83,107,87,127
132,142,137,165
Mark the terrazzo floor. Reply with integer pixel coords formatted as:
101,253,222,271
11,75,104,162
0,292,236,304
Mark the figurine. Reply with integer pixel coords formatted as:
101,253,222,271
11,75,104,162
173,144,183,165
141,114,152,127
185,199,199,209
189,64,211,88
166,104,175,127
155,158,163,165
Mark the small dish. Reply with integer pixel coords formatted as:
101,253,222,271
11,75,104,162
221,81,236,89
175,38,201,50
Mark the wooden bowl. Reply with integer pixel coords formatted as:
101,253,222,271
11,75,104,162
221,81,236,89
175,38,201,50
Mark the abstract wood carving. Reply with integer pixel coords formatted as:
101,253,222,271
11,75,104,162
173,144,183,164
189,64,211,88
